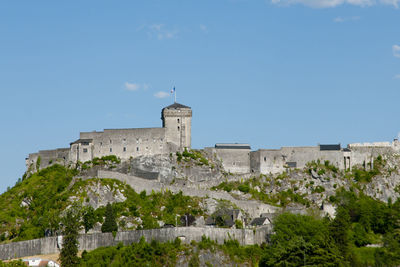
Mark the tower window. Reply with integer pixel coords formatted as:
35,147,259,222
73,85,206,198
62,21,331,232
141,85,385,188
83,148,88,153
136,147,139,152
110,148,112,152
177,118,180,123
110,139,112,144
123,147,126,152
178,126,180,131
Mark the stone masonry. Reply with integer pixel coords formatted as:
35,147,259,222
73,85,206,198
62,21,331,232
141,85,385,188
26,102,400,176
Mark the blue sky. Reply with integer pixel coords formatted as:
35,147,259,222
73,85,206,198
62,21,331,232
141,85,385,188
0,0,399,193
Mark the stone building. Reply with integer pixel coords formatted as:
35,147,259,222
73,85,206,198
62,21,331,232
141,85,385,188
205,144,251,174
26,103,192,171
26,101,400,176
218,140,400,175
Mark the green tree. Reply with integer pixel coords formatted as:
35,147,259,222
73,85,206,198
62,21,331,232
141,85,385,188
330,207,351,259
101,203,118,233
374,229,400,266
83,206,96,233
59,208,81,267
260,213,343,266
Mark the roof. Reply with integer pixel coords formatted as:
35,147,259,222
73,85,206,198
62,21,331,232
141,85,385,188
260,213,276,220
163,102,191,110
205,209,241,227
319,144,341,151
250,217,269,226
70,139,93,145
215,143,251,149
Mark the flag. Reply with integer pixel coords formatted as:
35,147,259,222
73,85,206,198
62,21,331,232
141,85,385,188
171,87,175,94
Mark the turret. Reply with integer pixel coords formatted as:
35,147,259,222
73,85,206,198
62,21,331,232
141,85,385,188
162,103,192,151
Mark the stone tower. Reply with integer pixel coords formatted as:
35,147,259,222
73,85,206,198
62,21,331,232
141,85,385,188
162,103,192,151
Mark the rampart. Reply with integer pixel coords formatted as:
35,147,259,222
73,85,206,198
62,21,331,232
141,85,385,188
0,227,271,260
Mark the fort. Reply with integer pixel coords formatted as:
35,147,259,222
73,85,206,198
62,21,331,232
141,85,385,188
27,102,400,175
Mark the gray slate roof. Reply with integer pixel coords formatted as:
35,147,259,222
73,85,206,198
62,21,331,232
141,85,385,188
250,217,269,226
70,139,93,145
319,144,341,151
163,102,191,110
215,143,251,150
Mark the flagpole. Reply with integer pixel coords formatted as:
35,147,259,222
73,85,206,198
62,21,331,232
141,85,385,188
174,88,176,103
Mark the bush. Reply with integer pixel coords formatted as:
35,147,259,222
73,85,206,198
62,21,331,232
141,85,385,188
235,220,243,229
312,185,325,193
238,184,250,193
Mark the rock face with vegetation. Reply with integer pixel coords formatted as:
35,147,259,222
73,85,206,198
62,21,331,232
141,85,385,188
2,150,400,266
212,154,400,212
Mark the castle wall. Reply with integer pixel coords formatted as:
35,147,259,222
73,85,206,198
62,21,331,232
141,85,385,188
208,147,251,174
71,128,168,163
0,227,271,260
250,150,261,173
350,146,396,168
26,148,69,172
253,146,346,174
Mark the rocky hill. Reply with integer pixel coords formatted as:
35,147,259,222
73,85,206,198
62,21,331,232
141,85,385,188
2,149,400,266
2,149,400,243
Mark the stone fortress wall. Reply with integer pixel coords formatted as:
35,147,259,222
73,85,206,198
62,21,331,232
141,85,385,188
26,101,400,176
251,145,346,174
0,227,271,260
204,144,251,174
26,103,192,172
235,140,400,175
70,128,168,163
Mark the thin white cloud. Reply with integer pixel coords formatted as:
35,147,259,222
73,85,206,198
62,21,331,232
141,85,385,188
333,16,360,23
154,91,170,98
124,82,150,91
381,0,399,7
394,74,400,79
148,24,178,40
124,82,140,91
271,0,398,8
393,45,400,58
200,24,208,33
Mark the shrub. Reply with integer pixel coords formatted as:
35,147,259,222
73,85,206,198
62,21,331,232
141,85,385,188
312,185,325,194
235,220,243,229
238,184,250,193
